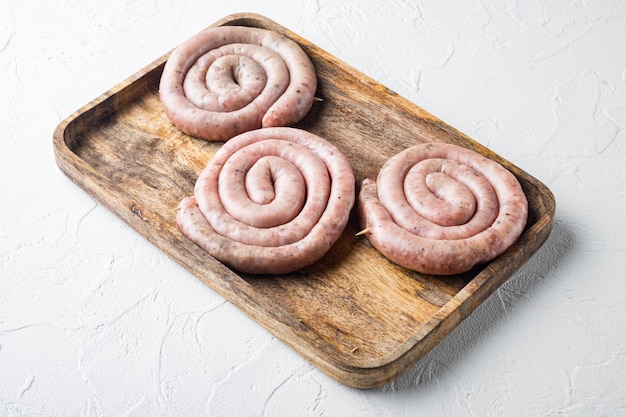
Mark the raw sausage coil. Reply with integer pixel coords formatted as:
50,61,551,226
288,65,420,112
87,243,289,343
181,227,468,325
357,142,528,275
160,26,317,141
176,127,355,274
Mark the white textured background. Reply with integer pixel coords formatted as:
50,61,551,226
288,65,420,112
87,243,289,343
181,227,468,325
1,0,625,415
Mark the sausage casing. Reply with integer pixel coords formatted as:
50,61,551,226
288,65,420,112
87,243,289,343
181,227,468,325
177,127,355,274
357,142,528,275
160,26,317,141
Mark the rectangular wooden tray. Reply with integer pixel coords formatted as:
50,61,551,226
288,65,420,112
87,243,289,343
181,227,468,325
53,13,555,389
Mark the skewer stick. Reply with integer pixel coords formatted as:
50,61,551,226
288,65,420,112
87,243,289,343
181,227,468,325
355,227,371,237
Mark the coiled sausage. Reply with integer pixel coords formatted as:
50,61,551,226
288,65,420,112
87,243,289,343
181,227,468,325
357,142,528,275
177,127,355,274
160,26,317,141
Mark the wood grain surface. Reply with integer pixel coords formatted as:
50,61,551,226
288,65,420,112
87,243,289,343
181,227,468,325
53,13,555,388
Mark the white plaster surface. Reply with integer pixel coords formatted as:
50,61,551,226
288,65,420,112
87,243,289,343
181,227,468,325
1,0,625,415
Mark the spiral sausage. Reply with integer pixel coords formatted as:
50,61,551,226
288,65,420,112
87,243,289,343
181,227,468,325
357,142,528,275
176,127,355,274
160,26,317,141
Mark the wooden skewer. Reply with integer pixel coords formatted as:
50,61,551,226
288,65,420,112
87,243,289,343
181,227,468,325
355,227,371,237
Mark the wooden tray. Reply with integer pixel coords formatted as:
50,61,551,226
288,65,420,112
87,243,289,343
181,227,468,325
53,13,555,389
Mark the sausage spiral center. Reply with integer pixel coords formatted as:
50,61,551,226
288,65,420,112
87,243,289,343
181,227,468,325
357,142,528,275
160,26,317,141
176,127,355,274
